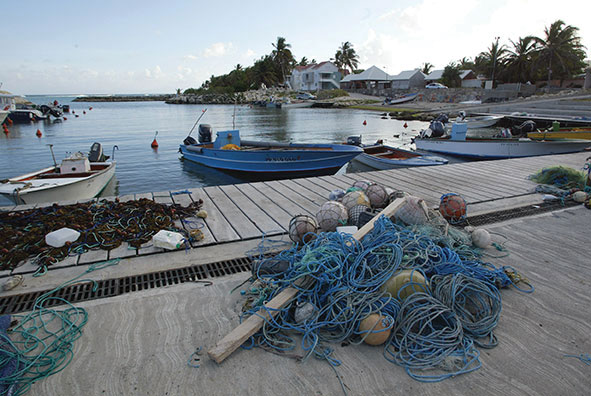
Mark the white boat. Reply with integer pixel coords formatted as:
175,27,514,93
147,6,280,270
414,136,591,159
282,100,314,109
447,115,503,129
0,143,117,205
352,143,448,170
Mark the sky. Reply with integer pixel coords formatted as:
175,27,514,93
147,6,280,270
1,0,589,95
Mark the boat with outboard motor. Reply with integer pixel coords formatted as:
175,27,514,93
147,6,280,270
414,122,591,159
346,136,448,170
179,124,363,180
0,143,118,205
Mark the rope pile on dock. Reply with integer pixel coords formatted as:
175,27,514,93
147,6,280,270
241,214,531,383
0,198,203,271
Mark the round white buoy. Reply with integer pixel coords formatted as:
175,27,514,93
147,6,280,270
471,228,492,248
341,190,371,212
572,191,588,203
289,215,318,244
315,201,348,232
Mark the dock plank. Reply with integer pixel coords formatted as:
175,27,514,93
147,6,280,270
204,186,262,239
264,180,321,216
219,184,284,234
189,188,240,243
248,181,315,218
276,179,327,206
234,183,294,229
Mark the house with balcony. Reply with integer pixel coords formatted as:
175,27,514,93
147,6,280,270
287,61,342,91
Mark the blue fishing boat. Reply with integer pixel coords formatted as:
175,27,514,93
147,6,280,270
179,126,363,180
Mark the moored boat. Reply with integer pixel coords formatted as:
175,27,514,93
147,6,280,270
179,126,362,180
0,143,117,205
414,134,591,159
348,137,448,170
383,93,418,105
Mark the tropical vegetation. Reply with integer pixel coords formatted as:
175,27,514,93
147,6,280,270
422,19,587,87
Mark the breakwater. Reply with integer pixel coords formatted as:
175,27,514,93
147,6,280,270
73,95,172,102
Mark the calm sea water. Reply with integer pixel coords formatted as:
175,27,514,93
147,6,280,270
0,95,429,205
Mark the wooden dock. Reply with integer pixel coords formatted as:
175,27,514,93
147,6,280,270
1,151,589,279
1,152,590,395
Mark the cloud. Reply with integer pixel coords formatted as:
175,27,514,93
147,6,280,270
203,42,233,58
184,54,197,60
244,49,255,58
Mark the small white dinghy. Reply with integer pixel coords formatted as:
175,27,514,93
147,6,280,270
0,143,117,205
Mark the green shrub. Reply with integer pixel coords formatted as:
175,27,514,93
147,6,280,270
316,89,349,100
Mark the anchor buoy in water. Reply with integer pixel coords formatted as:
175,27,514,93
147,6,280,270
403,122,408,128
363,120,367,125
36,129,42,137
151,131,159,148
83,110,86,115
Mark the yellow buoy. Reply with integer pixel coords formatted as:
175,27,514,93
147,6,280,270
381,269,428,300
358,313,391,345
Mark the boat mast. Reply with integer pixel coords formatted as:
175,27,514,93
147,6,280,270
47,144,57,168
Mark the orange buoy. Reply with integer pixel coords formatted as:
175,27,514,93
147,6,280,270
403,122,408,128
439,193,467,223
7,118,13,125
363,120,367,126
3,125,9,134
63,117,68,120
151,131,159,148
36,129,42,137
359,314,391,345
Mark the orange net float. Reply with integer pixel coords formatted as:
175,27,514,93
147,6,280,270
439,193,467,223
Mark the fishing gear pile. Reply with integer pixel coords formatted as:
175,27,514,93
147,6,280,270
242,211,530,383
0,198,203,271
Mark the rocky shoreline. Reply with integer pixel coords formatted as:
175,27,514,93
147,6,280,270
73,95,172,102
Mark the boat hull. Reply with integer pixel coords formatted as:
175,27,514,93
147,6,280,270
179,143,362,180
0,162,116,205
352,145,448,170
415,138,591,159
0,111,8,125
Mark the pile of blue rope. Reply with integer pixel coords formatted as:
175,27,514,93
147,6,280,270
244,215,530,383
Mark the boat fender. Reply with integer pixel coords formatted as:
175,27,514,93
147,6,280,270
186,146,203,154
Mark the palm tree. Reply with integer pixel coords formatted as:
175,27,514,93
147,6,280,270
532,20,586,85
505,36,537,83
441,62,462,88
298,57,309,66
271,37,295,85
479,38,509,84
335,42,359,73
421,62,434,75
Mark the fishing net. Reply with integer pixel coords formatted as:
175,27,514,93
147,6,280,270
529,165,588,190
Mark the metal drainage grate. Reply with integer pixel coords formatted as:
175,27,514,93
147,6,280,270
463,199,580,227
0,257,253,315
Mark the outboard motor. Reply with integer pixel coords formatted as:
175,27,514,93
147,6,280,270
430,120,446,137
88,142,109,162
347,135,362,146
435,113,449,124
513,120,537,136
198,124,213,143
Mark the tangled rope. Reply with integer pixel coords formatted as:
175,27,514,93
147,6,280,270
241,215,529,383
431,273,502,348
384,292,481,382
0,259,119,395
0,198,203,271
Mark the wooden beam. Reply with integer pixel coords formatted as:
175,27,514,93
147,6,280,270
207,197,407,364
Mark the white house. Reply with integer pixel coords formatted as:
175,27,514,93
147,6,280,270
287,61,341,91
425,69,482,88
389,69,425,89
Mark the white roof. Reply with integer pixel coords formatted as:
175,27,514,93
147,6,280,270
341,66,390,82
390,69,424,80
426,69,474,80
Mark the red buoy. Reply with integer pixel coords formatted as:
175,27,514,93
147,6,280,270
403,122,408,128
36,129,42,137
7,118,13,126
83,110,86,115
151,131,159,148
63,117,68,120
89,107,93,110
363,120,367,126
3,125,9,134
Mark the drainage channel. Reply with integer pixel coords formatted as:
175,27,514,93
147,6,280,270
0,256,252,315
1,200,580,315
